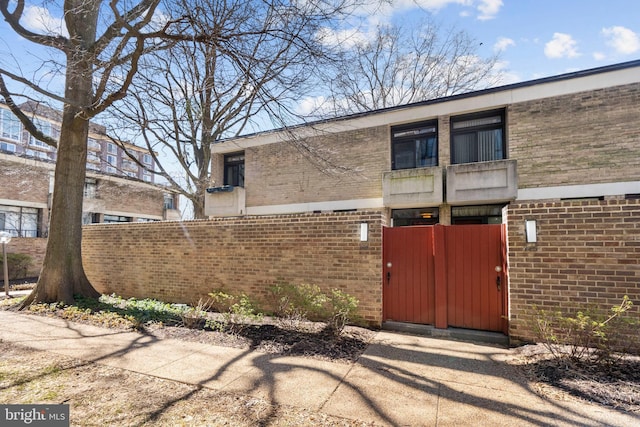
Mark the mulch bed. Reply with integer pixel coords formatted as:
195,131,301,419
513,344,640,413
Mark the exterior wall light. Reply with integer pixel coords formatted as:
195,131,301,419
525,220,537,243
360,223,368,242
0,231,12,297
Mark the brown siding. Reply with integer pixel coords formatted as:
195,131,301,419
82,211,385,325
506,198,640,342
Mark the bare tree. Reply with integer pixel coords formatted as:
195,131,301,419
320,20,503,115
0,0,198,305
110,0,359,218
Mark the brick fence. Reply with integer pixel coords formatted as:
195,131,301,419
4,237,47,278
506,197,640,343
82,211,385,325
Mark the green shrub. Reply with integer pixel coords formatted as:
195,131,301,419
268,282,326,322
268,282,360,336
179,299,210,329
324,289,359,336
532,296,638,361
208,290,263,333
0,253,34,280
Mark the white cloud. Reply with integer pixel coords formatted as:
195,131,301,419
593,52,606,61
544,33,580,59
477,0,502,21
494,37,515,52
23,6,68,37
491,60,520,85
602,26,640,55
316,27,370,49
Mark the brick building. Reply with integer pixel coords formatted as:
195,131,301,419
0,102,180,239
200,60,640,340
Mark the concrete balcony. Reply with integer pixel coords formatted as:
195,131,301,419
383,167,444,208
204,186,246,217
446,159,518,205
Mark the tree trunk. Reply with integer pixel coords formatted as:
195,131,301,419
192,192,207,220
22,48,100,307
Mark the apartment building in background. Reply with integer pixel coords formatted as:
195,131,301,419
0,101,180,238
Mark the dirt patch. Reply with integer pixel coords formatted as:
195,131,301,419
510,344,640,413
144,321,374,363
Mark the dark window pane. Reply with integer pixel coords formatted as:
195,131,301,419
224,153,245,187
391,122,438,170
394,141,416,169
451,110,505,164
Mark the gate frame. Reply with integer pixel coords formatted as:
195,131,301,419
383,224,509,334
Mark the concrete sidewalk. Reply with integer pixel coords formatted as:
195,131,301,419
0,310,636,426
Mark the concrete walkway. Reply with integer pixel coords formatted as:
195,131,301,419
0,310,637,426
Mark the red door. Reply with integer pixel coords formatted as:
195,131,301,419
383,226,435,324
383,224,507,332
445,224,505,332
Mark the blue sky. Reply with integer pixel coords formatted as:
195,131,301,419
1,1,638,93
374,0,640,84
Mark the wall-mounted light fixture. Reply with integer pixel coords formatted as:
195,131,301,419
360,223,368,242
525,220,537,243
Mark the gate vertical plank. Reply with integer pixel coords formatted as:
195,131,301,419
434,225,447,328
383,226,435,324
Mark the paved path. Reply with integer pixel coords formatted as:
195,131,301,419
0,310,637,426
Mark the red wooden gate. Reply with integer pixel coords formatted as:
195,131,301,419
382,226,435,324
383,224,507,333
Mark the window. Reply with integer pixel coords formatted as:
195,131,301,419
451,110,505,164
0,109,21,141
451,204,504,225
0,205,39,237
82,213,100,225
25,149,49,160
392,208,439,227
163,194,175,210
88,138,102,151
224,152,245,187
103,214,131,223
143,173,152,182
142,154,152,165
29,118,53,148
106,154,117,173
87,162,100,171
107,143,117,154
391,121,438,170
1,142,16,152
122,160,137,171
84,179,97,199
87,151,100,163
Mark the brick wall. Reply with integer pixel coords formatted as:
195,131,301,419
4,237,47,277
509,82,640,188
0,156,51,204
86,177,167,219
506,198,640,342
213,125,390,208
82,211,385,325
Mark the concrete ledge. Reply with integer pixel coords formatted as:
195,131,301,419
382,166,443,208
382,321,509,346
447,159,517,205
